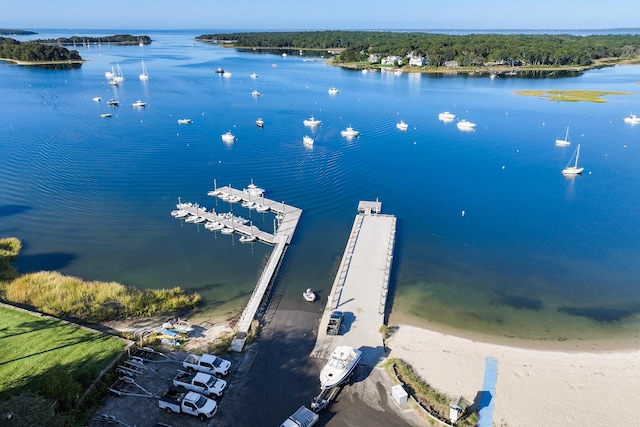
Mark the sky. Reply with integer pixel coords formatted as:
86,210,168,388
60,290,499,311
2,0,639,31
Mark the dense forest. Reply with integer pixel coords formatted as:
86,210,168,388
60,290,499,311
34,34,152,46
0,37,82,62
196,31,640,68
0,29,36,35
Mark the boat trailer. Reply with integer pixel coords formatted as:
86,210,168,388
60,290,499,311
108,376,156,398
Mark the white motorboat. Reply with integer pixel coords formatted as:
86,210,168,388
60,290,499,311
220,227,234,235
438,111,456,121
205,221,225,231
251,90,260,97
193,216,206,224
100,113,112,118
239,235,256,243
215,67,224,74
396,119,409,131
562,143,584,176
221,131,236,143
555,126,571,146
132,100,146,108
256,118,264,127
303,135,314,146
328,87,340,95
184,215,199,223
456,119,476,130
303,115,322,127
244,179,264,197
319,346,362,390
303,288,316,302
107,99,119,106
92,97,102,102
222,71,232,78
177,118,192,124
227,195,241,203
623,114,640,124
250,73,258,78
340,126,360,138
255,203,269,213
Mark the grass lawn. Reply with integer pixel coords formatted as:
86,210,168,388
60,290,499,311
0,305,125,400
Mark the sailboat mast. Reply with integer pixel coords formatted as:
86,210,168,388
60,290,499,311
574,144,580,167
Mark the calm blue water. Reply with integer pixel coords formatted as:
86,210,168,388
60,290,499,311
2,30,640,342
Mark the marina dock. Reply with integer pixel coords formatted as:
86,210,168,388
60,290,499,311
310,201,396,367
173,180,303,351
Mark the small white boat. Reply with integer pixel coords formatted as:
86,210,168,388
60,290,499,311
255,118,264,128
107,99,119,106
328,87,340,95
239,235,256,243
319,346,362,390
555,126,571,146
171,209,189,218
340,126,360,138
303,135,314,146
227,195,242,203
132,100,146,108
139,60,149,81
221,131,236,143
222,71,232,78
205,221,225,231
396,119,409,131
250,73,258,78
177,119,192,124
251,90,261,97
107,79,120,86
303,288,316,302
92,97,102,102
438,111,456,121
623,114,640,124
255,203,269,213
215,67,224,74
193,216,206,224
303,115,322,127
184,215,199,223
220,227,234,235
100,113,112,118
562,143,584,176
244,179,265,197
457,119,476,130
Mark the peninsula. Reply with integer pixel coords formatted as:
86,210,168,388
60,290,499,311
196,31,640,74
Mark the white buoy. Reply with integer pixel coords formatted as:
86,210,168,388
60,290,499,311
461,210,466,217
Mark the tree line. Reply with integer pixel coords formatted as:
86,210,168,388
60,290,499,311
196,31,640,67
0,37,82,62
33,34,152,46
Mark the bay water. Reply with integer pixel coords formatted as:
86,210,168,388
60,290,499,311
2,30,640,345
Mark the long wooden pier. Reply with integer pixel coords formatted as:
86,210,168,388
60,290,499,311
310,201,396,367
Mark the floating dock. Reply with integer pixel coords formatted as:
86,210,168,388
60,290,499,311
310,201,396,367
174,180,302,351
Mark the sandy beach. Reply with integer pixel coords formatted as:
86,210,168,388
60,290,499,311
385,324,640,426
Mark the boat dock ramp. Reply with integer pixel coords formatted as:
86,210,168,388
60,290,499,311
310,200,396,368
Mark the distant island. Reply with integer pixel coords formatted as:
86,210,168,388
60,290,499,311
34,34,151,46
196,31,640,73
0,29,36,36
0,36,83,65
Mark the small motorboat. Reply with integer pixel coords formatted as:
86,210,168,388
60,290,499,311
303,115,322,127
100,113,112,118
177,118,193,124
252,90,261,97
396,119,409,131
92,96,102,102
303,288,316,302
107,99,119,106
256,118,264,127
221,131,236,143
131,100,146,108
303,135,314,146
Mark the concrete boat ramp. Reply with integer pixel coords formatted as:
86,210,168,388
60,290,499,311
310,200,396,367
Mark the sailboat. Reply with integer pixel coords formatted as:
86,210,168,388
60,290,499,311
562,144,584,176
139,60,149,80
113,63,124,83
555,126,571,146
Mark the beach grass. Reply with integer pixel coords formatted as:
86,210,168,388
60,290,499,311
515,89,633,102
0,305,125,401
387,358,478,427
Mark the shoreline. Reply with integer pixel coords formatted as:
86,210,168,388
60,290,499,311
385,323,640,426
390,310,640,353
0,57,87,65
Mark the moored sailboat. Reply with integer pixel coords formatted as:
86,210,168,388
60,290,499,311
562,143,584,175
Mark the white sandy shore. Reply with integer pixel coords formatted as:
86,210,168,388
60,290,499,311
385,324,640,426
